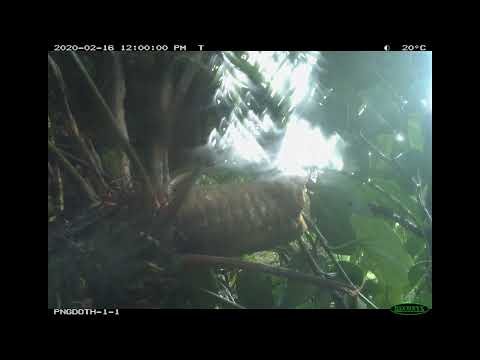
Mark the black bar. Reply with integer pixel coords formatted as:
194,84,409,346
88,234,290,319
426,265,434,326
48,308,432,321
48,40,432,52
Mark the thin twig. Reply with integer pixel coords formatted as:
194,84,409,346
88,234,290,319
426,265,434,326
86,137,105,176
298,237,333,278
55,146,93,169
48,55,110,194
302,214,379,309
48,162,64,214
48,141,99,205
298,237,349,309
215,274,236,303
368,203,424,238
359,131,432,267
360,131,402,173
48,162,55,179
324,169,423,233
198,288,246,309
174,52,202,109
178,253,357,296
370,182,421,228
359,131,432,225
415,184,432,223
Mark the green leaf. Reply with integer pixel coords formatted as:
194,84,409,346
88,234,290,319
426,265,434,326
362,279,381,296
310,188,357,254
405,233,426,258
316,171,373,215
408,261,430,287
385,285,404,306
372,177,423,223
352,215,413,290
309,171,379,254
334,261,365,288
243,251,279,266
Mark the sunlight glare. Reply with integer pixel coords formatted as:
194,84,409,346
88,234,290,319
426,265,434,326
290,62,313,107
275,117,344,177
209,51,344,178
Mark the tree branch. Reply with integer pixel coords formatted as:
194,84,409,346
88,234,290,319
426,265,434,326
323,169,422,230
302,214,379,309
298,237,349,309
68,51,157,207
48,55,110,194
368,203,424,238
177,253,357,296
48,141,99,205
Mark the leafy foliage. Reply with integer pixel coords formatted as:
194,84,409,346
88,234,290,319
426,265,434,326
220,51,431,309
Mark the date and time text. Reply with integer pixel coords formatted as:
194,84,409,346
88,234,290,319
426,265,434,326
52,44,205,52
51,44,429,52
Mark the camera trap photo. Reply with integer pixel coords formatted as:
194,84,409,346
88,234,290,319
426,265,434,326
48,49,432,310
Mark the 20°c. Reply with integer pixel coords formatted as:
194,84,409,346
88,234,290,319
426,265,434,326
402,44,428,51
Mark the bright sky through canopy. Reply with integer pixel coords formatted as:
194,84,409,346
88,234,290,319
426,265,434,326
209,51,344,177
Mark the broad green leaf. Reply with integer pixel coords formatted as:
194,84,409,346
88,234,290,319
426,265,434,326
405,233,426,258
408,261,431,287
362,279,381,296
309,187,357,254
352,214,413,290
315,170,372,216
372,177,423,223
309,171,380,254
334,261,365,288
385,285,404,307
